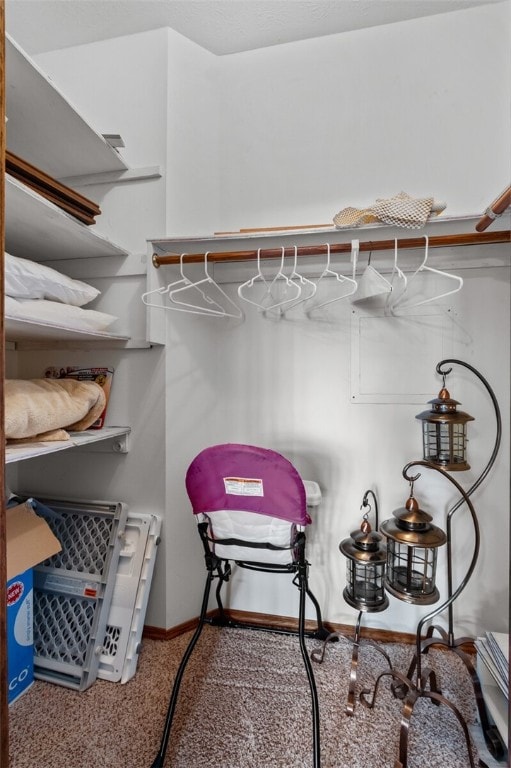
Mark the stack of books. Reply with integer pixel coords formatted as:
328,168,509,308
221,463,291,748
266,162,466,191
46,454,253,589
476,632,509,743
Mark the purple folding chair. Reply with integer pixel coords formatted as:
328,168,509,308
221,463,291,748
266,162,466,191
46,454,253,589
151,443,327,768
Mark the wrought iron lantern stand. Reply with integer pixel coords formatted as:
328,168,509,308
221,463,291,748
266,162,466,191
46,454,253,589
405,360,504,758
360,359,505,766
312,490,390,715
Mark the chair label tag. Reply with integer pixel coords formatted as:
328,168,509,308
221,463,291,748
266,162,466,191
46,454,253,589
223,477,264,496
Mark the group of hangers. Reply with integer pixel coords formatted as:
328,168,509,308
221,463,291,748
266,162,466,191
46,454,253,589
353,236,463,313
141,236,463,318
236,243,358,316
141,251,243,318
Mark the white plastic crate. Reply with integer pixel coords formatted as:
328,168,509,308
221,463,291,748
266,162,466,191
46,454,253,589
98,512,161,683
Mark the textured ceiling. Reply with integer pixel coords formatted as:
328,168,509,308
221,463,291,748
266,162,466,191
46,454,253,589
5,0,506,56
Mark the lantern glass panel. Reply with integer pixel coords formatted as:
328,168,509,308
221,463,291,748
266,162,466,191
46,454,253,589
386,540,438,597
422,422,467,465
354,563,385,605
344,559,386,609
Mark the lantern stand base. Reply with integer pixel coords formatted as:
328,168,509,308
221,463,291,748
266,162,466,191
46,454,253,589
398,624,506,760
311,610,394,716
359,660,481,768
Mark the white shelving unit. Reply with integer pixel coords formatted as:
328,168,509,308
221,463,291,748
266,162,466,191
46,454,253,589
4,36,134,349
5,36,132,454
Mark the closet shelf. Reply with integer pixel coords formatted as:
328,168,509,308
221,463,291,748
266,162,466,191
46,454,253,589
151,214,510,268
5,175,131,262
5,427,131,464
5,34,128,180
5,317,131,348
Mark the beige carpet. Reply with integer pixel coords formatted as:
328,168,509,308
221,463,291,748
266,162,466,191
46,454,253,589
8,625,489,767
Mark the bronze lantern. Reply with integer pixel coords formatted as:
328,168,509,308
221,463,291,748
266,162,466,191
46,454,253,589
380,486,446,605
416,376,474,471
339,491,388,613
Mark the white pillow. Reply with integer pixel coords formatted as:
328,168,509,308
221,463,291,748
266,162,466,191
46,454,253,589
4,252,100,306
5,296,118,332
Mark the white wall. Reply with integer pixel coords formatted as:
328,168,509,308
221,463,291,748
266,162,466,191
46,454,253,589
214,3,511,231
14,3,510,637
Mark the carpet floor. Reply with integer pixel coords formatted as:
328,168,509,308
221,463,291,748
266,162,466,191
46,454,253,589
7,625,497,767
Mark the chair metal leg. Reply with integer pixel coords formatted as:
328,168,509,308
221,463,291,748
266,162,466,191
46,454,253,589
150,571,214,768
304,580,330,640
297,559,321,768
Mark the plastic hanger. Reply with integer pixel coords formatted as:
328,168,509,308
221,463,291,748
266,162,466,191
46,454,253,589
391,236,463,312
385,238,408,312
142,253,241,317
141,254,225,315
305,241,358,314
280,246,317,315
238,247,301,312
169,252,244,318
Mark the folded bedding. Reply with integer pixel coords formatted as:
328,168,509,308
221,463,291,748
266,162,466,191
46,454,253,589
5,378,106,442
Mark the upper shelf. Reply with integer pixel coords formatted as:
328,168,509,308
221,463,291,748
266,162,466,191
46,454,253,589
150,214,511,271
5,34,128,180
5,175,130,261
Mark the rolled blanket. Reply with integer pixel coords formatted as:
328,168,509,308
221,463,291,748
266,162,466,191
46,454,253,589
5,378,107,441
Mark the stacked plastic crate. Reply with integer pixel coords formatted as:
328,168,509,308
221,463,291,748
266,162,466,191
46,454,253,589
29,497,160,690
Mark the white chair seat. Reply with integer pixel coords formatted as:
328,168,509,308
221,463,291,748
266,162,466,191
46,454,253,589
202,509,300,565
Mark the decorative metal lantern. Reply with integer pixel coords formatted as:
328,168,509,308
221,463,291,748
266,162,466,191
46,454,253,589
339,491,388,612
380,486,447,605
416,375,474,471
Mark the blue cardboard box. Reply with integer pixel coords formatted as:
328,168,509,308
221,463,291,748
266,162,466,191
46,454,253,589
7,569,34,704
6,502,61,705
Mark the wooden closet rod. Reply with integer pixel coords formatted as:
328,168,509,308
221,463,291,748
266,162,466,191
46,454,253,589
152,229,510,267
475,186,511,232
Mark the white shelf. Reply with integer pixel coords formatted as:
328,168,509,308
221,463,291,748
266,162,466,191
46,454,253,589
150,214,511,278
150,214,494,252
6,427,131,464
5,316,131,347
5,175,131,262
5,34,128,180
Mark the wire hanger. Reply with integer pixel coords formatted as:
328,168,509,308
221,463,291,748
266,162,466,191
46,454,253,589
141,253,226,315
305,241,358,314
237,247,301,312
168,252,244,318
391,236,463,313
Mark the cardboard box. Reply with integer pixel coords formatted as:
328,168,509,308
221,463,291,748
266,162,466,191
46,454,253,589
6,502,62,705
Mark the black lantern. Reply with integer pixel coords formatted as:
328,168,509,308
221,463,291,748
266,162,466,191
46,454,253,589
416,373,474,471
339,491,388,613
380,485,446,605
